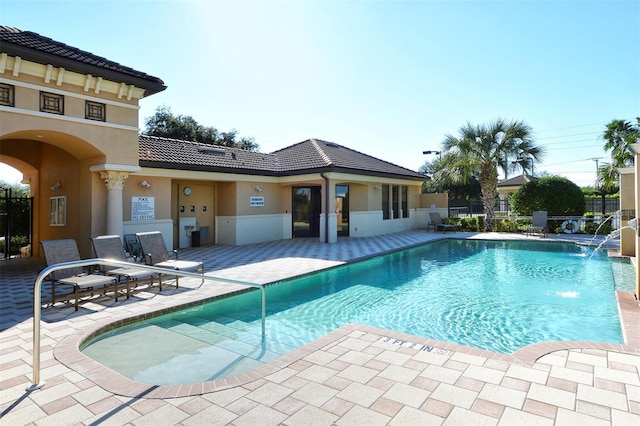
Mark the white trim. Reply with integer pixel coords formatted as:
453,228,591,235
0,77,140,110
89,164,141,173
0,105,140,132
216,213,290,245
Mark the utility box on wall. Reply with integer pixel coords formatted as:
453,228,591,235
179,216,196,248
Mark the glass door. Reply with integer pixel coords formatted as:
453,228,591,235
292,186,321,237
336,185,349,236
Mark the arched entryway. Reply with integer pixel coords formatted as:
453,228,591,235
0,130,115,257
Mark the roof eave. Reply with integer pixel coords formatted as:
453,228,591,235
139,161,427,181
139,161,281,176
2,43,166,96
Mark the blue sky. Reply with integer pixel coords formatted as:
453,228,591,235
2,0,639,187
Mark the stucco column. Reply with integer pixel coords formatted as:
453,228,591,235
99,170,129,237
631,143,640,297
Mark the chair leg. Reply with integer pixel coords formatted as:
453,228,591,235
74,287,79,311
52,282,56,306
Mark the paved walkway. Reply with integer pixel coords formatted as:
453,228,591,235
1,231,639,425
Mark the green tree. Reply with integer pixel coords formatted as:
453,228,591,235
510,176,585,216
0,180,29,197
420,154,481,198
144,106,259,151
596,118,638,210
602,118,639,168
440,119,543,216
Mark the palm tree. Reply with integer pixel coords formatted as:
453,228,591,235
597,118,639,213
439,119,543,217
602,118,639,168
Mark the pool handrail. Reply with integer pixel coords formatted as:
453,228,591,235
29,258,266,391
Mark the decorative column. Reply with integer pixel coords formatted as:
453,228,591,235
99,170,129,237
631,143,640,298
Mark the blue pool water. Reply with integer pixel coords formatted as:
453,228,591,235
82,239,634,385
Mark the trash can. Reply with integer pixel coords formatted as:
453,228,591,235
191,230,200,247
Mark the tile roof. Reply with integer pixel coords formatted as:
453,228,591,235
139,135,281,175
273,138,427,179
139,135,427,180
498,174,536,186
0,26,166,96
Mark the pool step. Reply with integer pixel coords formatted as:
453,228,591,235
160,317,300,361
183,314,309,353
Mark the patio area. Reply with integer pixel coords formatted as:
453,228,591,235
1,231,639,425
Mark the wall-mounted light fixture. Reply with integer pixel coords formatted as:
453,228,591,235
374,185,382,191
139,180,152,189
50,182,61,191
255,185,262,192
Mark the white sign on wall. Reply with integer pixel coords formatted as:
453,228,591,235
250,196,265,207
132,196,155,220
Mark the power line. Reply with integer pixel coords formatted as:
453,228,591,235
535,131,601,140
539,139,602,147
534,122,606,133
534,118,636,134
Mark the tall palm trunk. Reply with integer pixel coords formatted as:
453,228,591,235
479,164,498,217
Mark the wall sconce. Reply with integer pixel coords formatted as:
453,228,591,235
139,180,152,189
255,185,262,192
374,185,382,191
50,182,61,191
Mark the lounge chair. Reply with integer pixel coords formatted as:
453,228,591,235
527,211,548,236
40,239,118,311
124,234,143,262
90,235,156,298
135,231,204,289
429,212,457,232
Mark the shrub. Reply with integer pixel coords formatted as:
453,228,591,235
510,176,585,216
584,219,613,235
495,219,520,232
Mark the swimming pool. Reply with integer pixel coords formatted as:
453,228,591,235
81,239,634,385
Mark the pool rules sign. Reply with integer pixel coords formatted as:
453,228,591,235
132,196,155,221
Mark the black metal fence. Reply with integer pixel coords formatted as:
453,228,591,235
0,191,33,258
448,197,620,217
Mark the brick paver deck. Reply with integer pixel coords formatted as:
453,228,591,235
1,231,639,425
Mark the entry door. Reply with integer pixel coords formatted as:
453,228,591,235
292,186,321,238
336,185,349,236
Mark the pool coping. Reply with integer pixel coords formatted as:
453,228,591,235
54,289,640,399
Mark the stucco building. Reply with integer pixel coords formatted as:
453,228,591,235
0,26,432,258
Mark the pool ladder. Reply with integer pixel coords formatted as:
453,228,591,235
28,259,266,391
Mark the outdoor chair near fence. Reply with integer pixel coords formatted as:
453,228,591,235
90,235,156,298
526,211,548,236
135,231,205,289
429,212,457,232
40,239,118,311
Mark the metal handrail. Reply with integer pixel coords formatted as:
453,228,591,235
28,258,266,391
